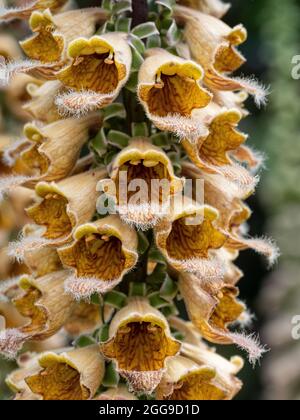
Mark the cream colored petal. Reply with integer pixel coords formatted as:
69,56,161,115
177,0,231,18
25,345,105,400
101,298,181,393
6,355,42,400
26,168,107,245
15,113,102,182
95,385,137,400
0,0,69,21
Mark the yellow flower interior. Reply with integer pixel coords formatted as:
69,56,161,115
27,193,72,240
103,321,180,372
168,371,226,400
214,45,245,73
26,362,89,400
58,53,124,93
59,233,126,281
166,216,226,260
145,73,209,117
210,287,244,330
199,114,245,166
116,160,172,204
14,287,47,335
16,145,50,177
37,0,68,10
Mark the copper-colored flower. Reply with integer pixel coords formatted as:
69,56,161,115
101,298,181,394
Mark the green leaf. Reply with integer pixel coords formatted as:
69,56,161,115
160,275,178,302
90,293,102,305
102,362,120,388
151,132,170,148
148,246,166,265
147,263,167,287
90,128,107,158
103,103,126,121
102,0,113,11
112,0,132,15
97,324,110,342
104,149,117,165
104,291,127,309
129,282,147,297
131,122,149,137
172,331,185,341
156,0,175,12
146,34,162,49
129,34,146,55
166,20,182,46
107,130,130,149
74,335,96,348
161,303,179,318
138,231,150,255
130,44,144,70
125,71,138,92
148,292,169,309
116,16,132,32
131,22,159,39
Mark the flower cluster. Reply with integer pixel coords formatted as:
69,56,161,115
0,0,278,401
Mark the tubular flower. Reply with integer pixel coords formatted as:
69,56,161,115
64,302,103,337
101,298,181,394
55,32,132,116
24,80,64,123
0,270,75,358
24,169,106,246
182,162,279,265
59,215,138,299
25,345,105,400
11,113,102,182
137,48,212,141
20,8,108,65
179,272,267,364
6,354,42,400
181,104,258,191
23,246,63,277
155,197,227,280
0,0,69,21
102,138,184,230
177,0,231,18
156,348,243,400
174,6,268,106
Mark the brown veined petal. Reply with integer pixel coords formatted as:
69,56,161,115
0,0,69,21
179,272,267,364
157,355,230,400
6,353,42,400
138,49,212,141
64,301,103,337
25,345,105,400
20,8,108,65
55,32,132,116
25,169,106,246
0,270,75,359
59,215,138,299
13,113,102,182
155,197,227,280
23,246,63,277
174,7,267,106
177,0,231,18
101,298,181,394
103,137,184,230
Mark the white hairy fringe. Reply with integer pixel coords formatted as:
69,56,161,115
0,175,34,201
8,234,50,262
172,256,225,282
234,310,256,329
0,59,45,87
64,275,122,301
1,138,27,168
0,328,28,360
151,114,209,143
0,276,22,302
228,332,269,366
232,76,270,108
218,164,260,191
118,203,169,231
120,369,166,396
55,90,115,118
0,1,36,21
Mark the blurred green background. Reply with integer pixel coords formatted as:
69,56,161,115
1,0,300,400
